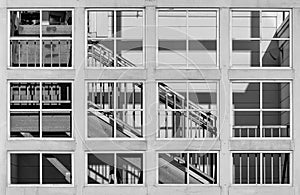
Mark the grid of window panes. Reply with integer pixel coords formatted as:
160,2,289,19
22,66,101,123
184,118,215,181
158,10,218,68
87,152,143,184
9,10,73,67
87,81,143,138
10,153,72,185
87,10,144,68
9,81,72,138
232,10,290,67
232,152,290,184
158,152,218,184
232,81,290,138
158,82,217,138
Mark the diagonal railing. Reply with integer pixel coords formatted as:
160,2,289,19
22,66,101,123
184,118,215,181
88,43,217,136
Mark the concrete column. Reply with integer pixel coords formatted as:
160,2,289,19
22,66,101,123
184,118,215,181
292,8,300,195
0,2,7,195
144,5,157,194
219,8,231,195
73,7,86,195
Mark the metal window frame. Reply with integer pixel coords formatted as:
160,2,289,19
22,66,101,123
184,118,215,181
230,9,292,69
85,80,145,140
7,8,74,69
85,8,145,69
230,80,292,139
7,80,74,140
156,8,220,69
8,151,74,187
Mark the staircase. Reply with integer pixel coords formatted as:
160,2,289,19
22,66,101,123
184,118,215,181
87,42,217,138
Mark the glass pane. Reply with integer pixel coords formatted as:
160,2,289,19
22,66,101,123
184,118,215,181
116,11,143,39
87,40,114,67
189,153,217,184
188,40,217,67
116,40,142,67
116,153,143,184
158,153,187,184
11,154,40,184
88,11,114,38
10,82,40,109
116,111,142,138
158,111,187,138
158,82,187,110
42,112,71,137
188,110,217,138
42,11,72,37
87,111,114,138
158,40,187,68
87,82,114,109
116,82,143,109
10,11,40,37
262,11,289,38
10,40,40,67
233,111,260,137
249,153,260,184
158,11,187,40
10,111,40,137
232,11,260,39
232,83,260,109
188,82,217,109
261,40,289,67
262,111,290,137
42,40,72,67
263,83,290,109
42,154,72,184
42,82,72,109
188,11,217,39
88,153,114,184
232,40,260,67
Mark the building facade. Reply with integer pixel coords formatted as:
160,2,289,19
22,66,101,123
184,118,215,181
0,0,299,194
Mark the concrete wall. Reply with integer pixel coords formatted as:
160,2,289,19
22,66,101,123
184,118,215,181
0,0,299,195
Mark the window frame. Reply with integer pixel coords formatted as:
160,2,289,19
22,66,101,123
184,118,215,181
85,80,145,140
7,8,74,69
230,9,292,69
230,151,292,186
156,80,219,140
230,80,292,139
8,151,74,187
8,80,74,140
156,8,220,69
85,151,145,186
85,8,145,69
156,151,219,186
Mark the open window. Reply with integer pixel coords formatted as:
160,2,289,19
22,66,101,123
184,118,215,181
9,10,72,68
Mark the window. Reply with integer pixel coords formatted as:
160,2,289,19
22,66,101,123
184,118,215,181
232,10,290,68
10,152,72,185
87,152,143,185
158,82,217,138
158,9,218,68
87,81,143,138
10,81,72,138
232,81,290,138
9,9,73,68
158,152,218,184
87,9,144,68
232,152,290,184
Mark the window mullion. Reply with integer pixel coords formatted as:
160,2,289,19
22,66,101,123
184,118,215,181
40,153,42,184
40,10,43,67
40,82,43,138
